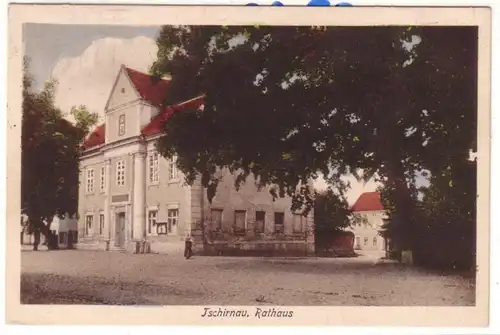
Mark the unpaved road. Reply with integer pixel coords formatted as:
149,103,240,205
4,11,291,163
20,249,475,306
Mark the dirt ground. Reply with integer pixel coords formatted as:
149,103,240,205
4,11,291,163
20,249,475,306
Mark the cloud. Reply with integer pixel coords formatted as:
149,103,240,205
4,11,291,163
51,36,158,120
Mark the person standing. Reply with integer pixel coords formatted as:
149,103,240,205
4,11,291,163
184,234,193,259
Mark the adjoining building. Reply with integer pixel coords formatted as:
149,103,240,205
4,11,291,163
348,192,388,253
77,65,314,256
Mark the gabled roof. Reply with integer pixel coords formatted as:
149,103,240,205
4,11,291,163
141,95,205,136
82,66,205,150
351,192,384,212
124,67,171,107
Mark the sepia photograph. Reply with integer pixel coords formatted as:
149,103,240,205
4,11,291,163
6,5,491,327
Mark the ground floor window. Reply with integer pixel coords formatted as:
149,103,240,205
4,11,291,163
274,212,285,234
147,210,158,234
372,236,377,247
255,210,265,233
210,208,223,231
234,210,246,235
364,237,368,246
167,209,179,234
292,214,303,233
355,237,361,249
85,215,93,236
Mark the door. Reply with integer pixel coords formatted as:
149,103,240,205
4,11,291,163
115,212,126,248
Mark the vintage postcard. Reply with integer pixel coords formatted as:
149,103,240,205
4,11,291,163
6,4,491,327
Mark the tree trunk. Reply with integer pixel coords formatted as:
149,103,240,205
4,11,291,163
384,160,419,255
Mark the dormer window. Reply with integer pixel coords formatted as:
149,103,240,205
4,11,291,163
118,114,125,136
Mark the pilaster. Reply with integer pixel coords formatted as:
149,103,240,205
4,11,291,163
132,151,147,252
104,159,111,250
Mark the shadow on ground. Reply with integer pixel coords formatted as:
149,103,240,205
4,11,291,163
21,273,204,305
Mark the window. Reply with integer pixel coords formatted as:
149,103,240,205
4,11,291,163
167,209,179,234
169,156,178,180
210,209,223,231
292,213,303,233
372,236,377,247
99,213,105,235
364,237,368,246
255,211,265,233
118,114,125,136
86,169,94,193
355,237,361,249
274,212,285,234
100,166,106,192
148,210,158,234
116,160,125,186
85,215,93,236
148,151,159,183
234,210,246,235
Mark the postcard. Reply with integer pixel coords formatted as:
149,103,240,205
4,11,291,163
6,4,491,327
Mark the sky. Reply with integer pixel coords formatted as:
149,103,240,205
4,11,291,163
23,23,412,205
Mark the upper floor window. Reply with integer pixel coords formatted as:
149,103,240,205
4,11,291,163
86,168,94,193
100,166,106,192
118,114,125,136
148,151,159,184
116,160,126,186
169,156,178,180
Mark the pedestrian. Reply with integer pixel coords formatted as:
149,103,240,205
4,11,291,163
184,234,193,259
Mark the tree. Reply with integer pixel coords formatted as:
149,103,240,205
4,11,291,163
149,25,477,255
314,189,354,233
313,188,362,253
22,58,98,250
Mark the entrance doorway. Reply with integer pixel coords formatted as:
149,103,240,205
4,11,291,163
115,212,126,248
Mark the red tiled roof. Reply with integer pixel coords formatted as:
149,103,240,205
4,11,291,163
82,66,205,150
140,95,205,136
82,124,105,149
125,67,171,107
351,192,384,212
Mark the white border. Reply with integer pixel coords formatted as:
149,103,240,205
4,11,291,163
2,1,498,334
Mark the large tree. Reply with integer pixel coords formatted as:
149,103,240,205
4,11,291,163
22,58,98,250
149,25,477,253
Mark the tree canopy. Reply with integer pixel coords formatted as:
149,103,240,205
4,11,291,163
150,25,477,251
22,57,99,249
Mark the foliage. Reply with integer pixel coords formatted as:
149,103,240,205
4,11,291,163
22,57,99,249
150,25,477,252
314,188,353,234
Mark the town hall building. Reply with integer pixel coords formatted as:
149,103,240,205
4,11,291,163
77,65,314,256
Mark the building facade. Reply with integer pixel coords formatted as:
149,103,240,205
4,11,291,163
348,192,387,252
77,65,314,256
